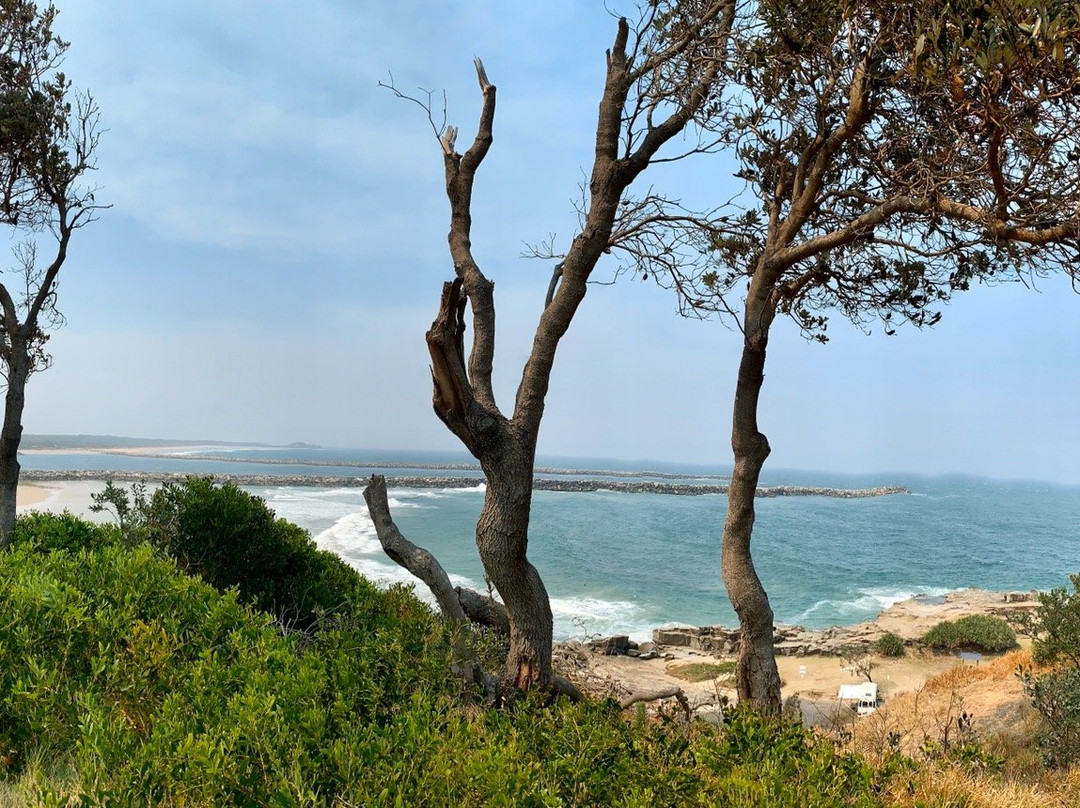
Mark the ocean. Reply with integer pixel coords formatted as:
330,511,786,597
21,447,1080,642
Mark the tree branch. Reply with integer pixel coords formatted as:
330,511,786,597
619,686,691,721
363,474,497,699
363,473,470,624
440,59,499,410
512,8,733,439
456,585,510,636
770,195,926,271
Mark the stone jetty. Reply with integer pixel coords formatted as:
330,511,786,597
21,469,908,498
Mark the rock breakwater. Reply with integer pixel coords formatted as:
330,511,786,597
21,470,908,498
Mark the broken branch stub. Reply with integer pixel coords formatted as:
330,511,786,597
620,686,691,721
426,278,471,435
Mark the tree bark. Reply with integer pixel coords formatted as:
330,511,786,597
721,291,783,712
363,473,510,636
363,474,470,624
363,474,584,701
0,345,28,545
475,456,554,692
620,686,691,721
456,585,510,636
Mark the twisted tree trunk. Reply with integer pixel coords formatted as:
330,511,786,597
721,289,783,712
475,458,553,690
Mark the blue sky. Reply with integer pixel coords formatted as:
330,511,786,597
18,1,1080,483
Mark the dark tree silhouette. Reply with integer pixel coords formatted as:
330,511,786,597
0,1,103,544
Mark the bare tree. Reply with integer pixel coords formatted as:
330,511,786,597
375,2,735,695
620,0,1080,710
0,1,102,543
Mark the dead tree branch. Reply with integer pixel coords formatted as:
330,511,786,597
620,686,691,721
363,474,496,699
456,585,510,636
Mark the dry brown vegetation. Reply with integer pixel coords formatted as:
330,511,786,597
833,650,1080,806
885,765,1080,808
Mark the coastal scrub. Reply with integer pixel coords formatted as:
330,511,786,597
0,512,889,805
922,615,1018,654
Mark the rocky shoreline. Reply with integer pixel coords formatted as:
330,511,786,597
20,470,908,498
643,588,1041,658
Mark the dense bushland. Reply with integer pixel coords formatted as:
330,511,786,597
0,499,891,806
11,484,1079,804
93,477,363,631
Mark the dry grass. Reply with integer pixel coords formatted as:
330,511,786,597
923,649,1029,694
881,764,1080,808
841,648,1080,807
845,650,1031,761
0,751,81,807
665,660,735,683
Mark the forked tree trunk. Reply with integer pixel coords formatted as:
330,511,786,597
0,347,28,545
721,292,783,712
384,6,733,697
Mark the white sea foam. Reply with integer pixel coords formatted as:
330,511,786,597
260,493,359,526
549,596,652,643
386,497,435,510
350,558,427,589
794,585,955,624
313,512,382,557
343,558,480,606
271,487,364,499
442,483,486,494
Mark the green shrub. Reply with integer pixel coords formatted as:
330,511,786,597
1021,667,1080,769
0,527,455,803
0,513,892,806
1015,573,1080,667
922,615,1017,653
139,477,378,630
10,511,121,553
875,632,905,657
1015,573,1080,769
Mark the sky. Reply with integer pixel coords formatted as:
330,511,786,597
14,1,1080,483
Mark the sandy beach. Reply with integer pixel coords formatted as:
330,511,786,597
16,484,53,507
15,479,111,518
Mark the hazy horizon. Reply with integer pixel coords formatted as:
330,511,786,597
20,432,1080,488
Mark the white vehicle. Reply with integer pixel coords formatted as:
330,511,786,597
837,682,879,716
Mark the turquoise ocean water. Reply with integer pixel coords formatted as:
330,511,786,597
22,448,1080,641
